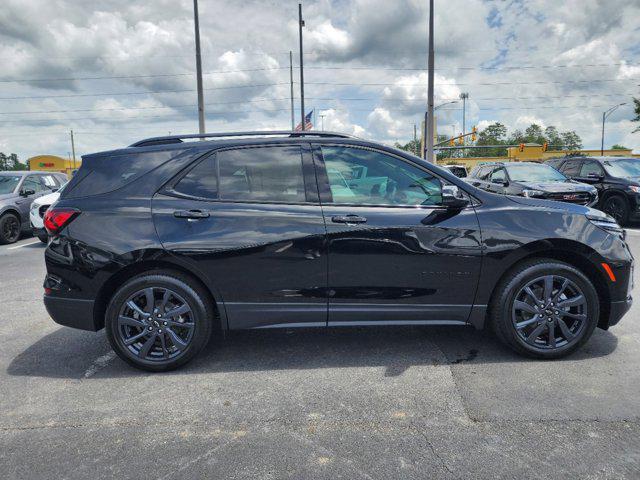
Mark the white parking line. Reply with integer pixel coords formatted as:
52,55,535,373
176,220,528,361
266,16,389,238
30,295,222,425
7,240,41,250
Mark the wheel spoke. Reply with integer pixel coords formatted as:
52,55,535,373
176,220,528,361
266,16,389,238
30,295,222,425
159,289,171,311
557,319,575,340
165,327,188,350
168,320,195,330
525,323,546,345
514,300,538,315
159,333,169,359
144,288,155,314
126,300,148,318
547,322,556,348
557,311,586,321
138,334,157,358
165,304,190,318
524,286,541,304
558,295,584,309
124,329,149,346
543,276,554,302
118,315,145,329
552,279,569,302
516,317,540,329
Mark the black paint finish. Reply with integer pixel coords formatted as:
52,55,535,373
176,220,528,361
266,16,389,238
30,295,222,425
44,136,633,336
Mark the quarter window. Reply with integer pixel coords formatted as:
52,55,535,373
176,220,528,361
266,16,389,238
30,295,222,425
321,146,443,206
580,161,603,177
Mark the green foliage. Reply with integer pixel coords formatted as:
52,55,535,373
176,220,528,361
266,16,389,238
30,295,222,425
0,153,25,171
632,97,640,133
394,139,421,156
611,144,628,150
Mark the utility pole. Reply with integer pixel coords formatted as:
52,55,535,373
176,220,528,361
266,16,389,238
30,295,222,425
601,103,626,155
70,130,76,170
320,114,326,131
425,0,435,162
459,92,468,137
298,3,306,131
193,0,205,134
289,51,295,130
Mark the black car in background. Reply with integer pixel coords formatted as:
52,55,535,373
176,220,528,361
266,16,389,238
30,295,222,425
545,156,640,225
467,161,598,206
43,131,632,371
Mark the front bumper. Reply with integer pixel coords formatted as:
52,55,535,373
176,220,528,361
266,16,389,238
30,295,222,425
606,295,633,328
44,295,99,331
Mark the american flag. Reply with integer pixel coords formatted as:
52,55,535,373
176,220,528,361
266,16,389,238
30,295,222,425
294,110,314,131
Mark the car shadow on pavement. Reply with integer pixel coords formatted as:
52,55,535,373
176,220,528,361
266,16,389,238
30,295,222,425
7,324,619,379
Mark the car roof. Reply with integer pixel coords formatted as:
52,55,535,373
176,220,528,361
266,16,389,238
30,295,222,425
0,170,60,176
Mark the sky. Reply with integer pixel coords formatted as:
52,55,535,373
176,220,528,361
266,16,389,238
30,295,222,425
0,0,639,160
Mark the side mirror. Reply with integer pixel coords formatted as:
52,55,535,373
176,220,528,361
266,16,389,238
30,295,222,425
498,179,509,187
587,172,604,181
20,189,35,197
442,185,470,209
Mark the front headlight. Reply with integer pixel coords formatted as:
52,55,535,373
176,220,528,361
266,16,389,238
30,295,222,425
522,189,546,198
586,213,624,238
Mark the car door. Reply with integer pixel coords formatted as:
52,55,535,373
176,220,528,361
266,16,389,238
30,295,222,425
574,160,606,195
16,175,46,227
152,143,328,329
468,165,491,190
313,144,483,325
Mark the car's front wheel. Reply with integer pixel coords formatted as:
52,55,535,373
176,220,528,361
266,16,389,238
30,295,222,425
490,259,599,359
105,271,214,371
602,194,629,225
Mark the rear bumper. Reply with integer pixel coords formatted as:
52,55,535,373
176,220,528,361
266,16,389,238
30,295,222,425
32,226,46,238
44,295,99,331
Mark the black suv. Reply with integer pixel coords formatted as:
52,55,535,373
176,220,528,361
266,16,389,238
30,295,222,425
545,156,640,225
468,161,598,206
43,132,633,371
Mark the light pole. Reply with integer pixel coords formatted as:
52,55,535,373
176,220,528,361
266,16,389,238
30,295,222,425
423,100,458,158
459,93,469,136
601,103,626,155
320,114,325,131
193,0,205,134
425,0,435,163
298,3,306,131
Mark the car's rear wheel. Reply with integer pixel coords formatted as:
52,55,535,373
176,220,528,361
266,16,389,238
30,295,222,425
490,259,599,359
0,213,21,245
37,234,48,243
105,272,214,372
602,194,628,225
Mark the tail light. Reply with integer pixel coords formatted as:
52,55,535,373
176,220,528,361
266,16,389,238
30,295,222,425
43,208,80,235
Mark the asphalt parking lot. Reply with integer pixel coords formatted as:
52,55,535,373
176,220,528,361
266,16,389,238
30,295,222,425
1,232,639,479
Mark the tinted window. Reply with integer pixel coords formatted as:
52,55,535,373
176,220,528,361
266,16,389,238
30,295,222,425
490,168,506,183
580,161,603,177
474,166,492,180
505,163,567,182
545,158,563,169
0,176,20,194
602,159,640,178
560,160,581,176
321,146,443,206
218,146,306,203
22,176,45,193
42,175,58,189
173,155,218,199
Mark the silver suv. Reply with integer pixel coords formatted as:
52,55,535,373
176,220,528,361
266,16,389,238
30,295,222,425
0,171,67,244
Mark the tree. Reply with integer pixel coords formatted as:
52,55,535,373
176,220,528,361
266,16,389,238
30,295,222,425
394,139,421,156
476,122,508,157
524,124,546,144
611,144,628,150
561,131,582,150
632,97,640,133
0,153,26,171
544,126,562,147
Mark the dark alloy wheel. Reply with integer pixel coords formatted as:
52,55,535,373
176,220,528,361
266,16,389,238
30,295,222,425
490,259,599,359
106,272,214,371
0,213,21,245
602,195,628,225
512,275,587,350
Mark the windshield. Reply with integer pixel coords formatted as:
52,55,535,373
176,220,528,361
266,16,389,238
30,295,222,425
0,176,20,194
602,159,640,178
505,163,567,182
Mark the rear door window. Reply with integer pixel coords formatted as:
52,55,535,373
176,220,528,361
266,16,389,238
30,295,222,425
580,161,603,177
22,176,45,193
217,146,306,203
560,160,581,176
173,155,218,199
41,175,58,189
490,168,506,183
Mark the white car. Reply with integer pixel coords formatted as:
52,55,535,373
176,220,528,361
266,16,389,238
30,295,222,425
30,185,64,242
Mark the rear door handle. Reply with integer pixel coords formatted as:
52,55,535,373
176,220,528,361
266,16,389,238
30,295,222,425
331,214,367,224
173,209,210,219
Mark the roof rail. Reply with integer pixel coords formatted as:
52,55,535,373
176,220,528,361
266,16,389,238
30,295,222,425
129,130,355,147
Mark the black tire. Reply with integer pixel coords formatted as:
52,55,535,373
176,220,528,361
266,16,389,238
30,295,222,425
489,258,599,359
37,234,49,243
105,271,214,372
0,212,21,245
602,194,629,226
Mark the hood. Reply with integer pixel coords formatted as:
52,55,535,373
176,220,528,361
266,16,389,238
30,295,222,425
32,191,60,207
507,195,592,215
517,181,595,193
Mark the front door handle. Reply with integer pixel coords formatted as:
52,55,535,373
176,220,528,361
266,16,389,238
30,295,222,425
173,209,210,219
331,214,367,224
